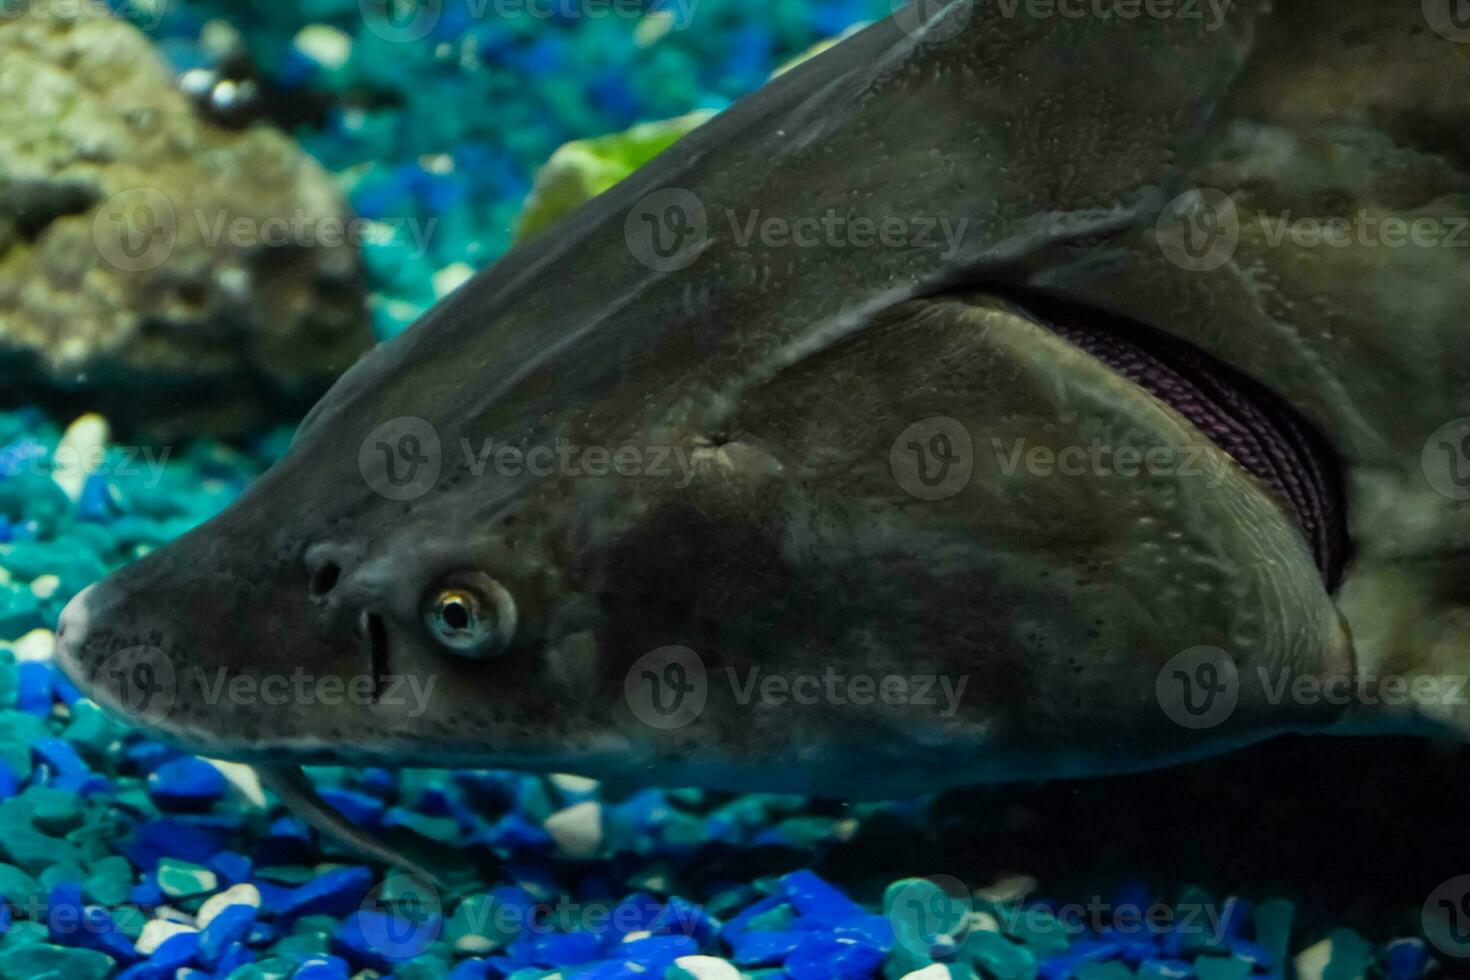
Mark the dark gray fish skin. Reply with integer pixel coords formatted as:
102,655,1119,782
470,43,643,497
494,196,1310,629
53,0,1470,806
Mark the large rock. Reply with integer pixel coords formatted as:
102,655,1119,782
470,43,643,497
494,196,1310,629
0,6,373,438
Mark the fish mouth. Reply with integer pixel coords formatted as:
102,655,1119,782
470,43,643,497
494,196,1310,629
1011,292,1352,590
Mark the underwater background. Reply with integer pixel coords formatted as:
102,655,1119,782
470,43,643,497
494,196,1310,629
0,0,1468,978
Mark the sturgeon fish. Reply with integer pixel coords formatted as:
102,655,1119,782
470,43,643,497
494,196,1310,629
54,0,1470,870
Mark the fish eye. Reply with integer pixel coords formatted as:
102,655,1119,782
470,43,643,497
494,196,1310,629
422,572,516,658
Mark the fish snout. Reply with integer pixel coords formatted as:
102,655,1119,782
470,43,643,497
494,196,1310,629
53,583,95,685
52,570,186,734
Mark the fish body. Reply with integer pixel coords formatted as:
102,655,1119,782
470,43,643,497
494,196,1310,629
55,0,1470,811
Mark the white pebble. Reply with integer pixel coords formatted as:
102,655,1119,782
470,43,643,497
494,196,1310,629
669,956,741,980
901,966,956,980
135,919,196,955
1296,938,1336,980
153,906,195,925
972,909,1001,932
53,414,109,502
28,576,60,601
208,760,267,809
544,800,603,858
976,874,1036,905
549,773,600,797
433,263,475,299
196,883,261,928
293,25,352,70
9,629,55,663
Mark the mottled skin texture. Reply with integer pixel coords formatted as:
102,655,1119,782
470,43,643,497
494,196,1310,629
55,0,1470,801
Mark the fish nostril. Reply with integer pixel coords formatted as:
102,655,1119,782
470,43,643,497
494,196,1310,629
309,562,342,598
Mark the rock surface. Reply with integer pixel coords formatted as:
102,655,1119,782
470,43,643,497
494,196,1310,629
0,6,373,438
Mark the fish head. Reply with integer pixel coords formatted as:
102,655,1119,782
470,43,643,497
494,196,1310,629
51,338,640,775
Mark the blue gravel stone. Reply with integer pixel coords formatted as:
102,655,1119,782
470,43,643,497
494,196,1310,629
1386,938,1429,980
1139,958,1195,980
15,662,53,715
332,908,442,972
731,929,805,967
124,819,226,868
786,937,887,978
317,789,385,828
208,851,253,885
511,929,602,968
782,870,865,926
199,905,257,966
279,867,373,919
290,954,351,980
35,738,90,779
147,758,227,811
214,941,255,974
125,743,184,775
620,933,699,966
447,960,496,980
118,931,199,980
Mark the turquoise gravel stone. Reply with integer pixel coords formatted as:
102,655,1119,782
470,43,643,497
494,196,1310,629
83,855,134,906
1324,928,1374,980
394,955,452,980
0,921,47,949
271,932,331,957
1254,899,1294,972
156,858,218,898
224,957,297,980
1195,958,1251,980
1004,906,1069,957
27,786,84,834
0,865,41,906
1077,962,1138,980
110,904,146,940
0,943,114,980
37,863,85,891
0,710,48,778
62,702,130,760
961,929,1039,980
0,816,82,874
0,649,17,709
446,893,519,953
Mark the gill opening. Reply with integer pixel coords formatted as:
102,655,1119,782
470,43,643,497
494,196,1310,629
359,612,390,704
